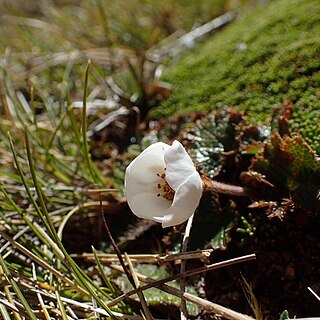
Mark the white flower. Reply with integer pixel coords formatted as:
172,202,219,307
124,140,203,228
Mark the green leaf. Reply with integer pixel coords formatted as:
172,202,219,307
0,253,37,320
251,134,320,212
115,264,200,316
0,304,12,320
189,192,235,250
279,310,290,320
188,109,244,177
81,60,104,185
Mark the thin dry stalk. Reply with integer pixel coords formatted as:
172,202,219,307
203,177,250,197
240,273,263,320
3,286,22,320
125,253,153,320
72,249,213,264
180,214,194,319
28,287,148,319
100,195,153,320
31,263,51,320
57,201,110,239
110,264,255,320
0,298,23,317
0,290,29,318
0,230,90,297
308,287,320,302
107,254,256,307
33,222,65,260
147,11,236,62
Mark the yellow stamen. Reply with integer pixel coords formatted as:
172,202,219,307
156,171,175,201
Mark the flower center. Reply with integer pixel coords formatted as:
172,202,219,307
156,171,175,201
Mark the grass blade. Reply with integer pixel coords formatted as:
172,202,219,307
81,60,104,184
0,253,37,320
10,131,118,319
55,289,69,320
0,303,12,320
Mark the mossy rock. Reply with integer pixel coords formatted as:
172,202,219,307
154,0,320,153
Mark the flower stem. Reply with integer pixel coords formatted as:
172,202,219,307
202,176,250,197
99,194,153,320
180,214,194,319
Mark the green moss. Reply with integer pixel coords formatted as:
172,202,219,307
154,0,320,152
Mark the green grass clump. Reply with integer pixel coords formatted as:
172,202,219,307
0,0,231,101
155,0,320,152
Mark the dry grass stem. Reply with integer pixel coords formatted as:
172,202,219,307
72,249,213,264
57,201,110,239
29,287,154,320
0,230,90,297
0,290,28,318
3,286,22,320
107,254,256,307
147,11,235,62
110,264,255,320
180,214,194,319
307,287,320,302
100,196,154,319
125,253,154,320
31,263,51,320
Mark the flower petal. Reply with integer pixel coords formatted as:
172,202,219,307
164,140,197,191
125,178,157,206
161,172,203,228
129,192,172,220
125,142,169,187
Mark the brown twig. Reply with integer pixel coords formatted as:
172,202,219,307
107,254,256,307
110,264,255,320
125,254,154,320
202,176,250,197
100,195,133,284
99,194,153,320
72,249,213,264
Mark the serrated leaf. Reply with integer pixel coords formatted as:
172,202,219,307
251,134,320,212
188,109,244,177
